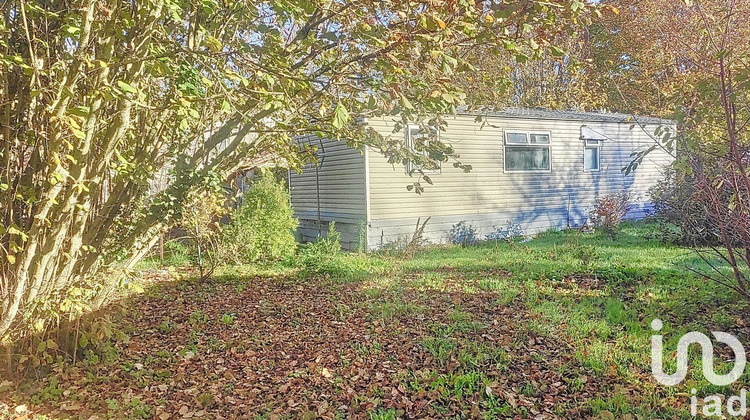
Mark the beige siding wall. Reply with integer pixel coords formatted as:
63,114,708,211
365,115,673,248
288,135,366,249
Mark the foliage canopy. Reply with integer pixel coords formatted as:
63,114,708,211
0,0,585,342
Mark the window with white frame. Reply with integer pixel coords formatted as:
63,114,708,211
405,125,440,173
584,139,601,171
504,131,551,171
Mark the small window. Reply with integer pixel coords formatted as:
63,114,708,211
584,139,600,171
504,131,551,172
405,125,440,174
506,132,528,144
530,133,550,144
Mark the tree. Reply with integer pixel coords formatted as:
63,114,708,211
597,0,750,300
0,0,584,343
454,18,607,110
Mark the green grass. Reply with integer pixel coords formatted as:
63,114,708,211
341,221,748,416
9,221,748,419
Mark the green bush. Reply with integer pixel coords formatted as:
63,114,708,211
308,221,342,255
298,222,341,269
164,240,192,266
298,222,349,277
222,172,299,263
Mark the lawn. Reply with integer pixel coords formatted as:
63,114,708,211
1,222,748,419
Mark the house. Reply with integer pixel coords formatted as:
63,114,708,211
289,108,674,250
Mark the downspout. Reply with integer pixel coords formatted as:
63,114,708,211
362,117,371,251
315,159,322,237
315,138,326,237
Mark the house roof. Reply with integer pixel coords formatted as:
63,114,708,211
457,107,671,125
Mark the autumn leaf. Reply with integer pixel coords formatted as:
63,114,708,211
332,102,349,129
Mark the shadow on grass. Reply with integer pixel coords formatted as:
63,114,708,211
2,222,748,418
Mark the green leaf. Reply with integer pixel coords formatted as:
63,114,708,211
116,81,137,94
332,102,349,129
8,224,28,241
68,106,90,118
400,95,414,111
204,35,222,52
548,46,566,57
63,25,80,35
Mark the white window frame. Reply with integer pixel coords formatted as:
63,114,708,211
405,124,441,174
583,139,601,172
502,130,552,173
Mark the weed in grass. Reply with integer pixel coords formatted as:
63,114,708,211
520,382,538,397
234,281,249,294
457,341,508,370
447,308,472,323
31,376,63,403
158,318,176,334
430,371,484,400
220,313,236,326
568,375,586,392
188,310,209,326
369,300,423,320
589,391,635,415
414,272,449,291
419,337,457,364
352,341,383,356
369,408,400,420
482,395,512,418
223,382,235,394
128,397,153,419
196,392,213,409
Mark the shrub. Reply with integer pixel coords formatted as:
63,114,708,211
312,221,342,255
178,185,227,279
222,172,299,263
298,222,345,276
449,221,479,246
163,240,192,265
381,217,431,257
648,167,719,245
589,192,631,238
485,221,525,242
